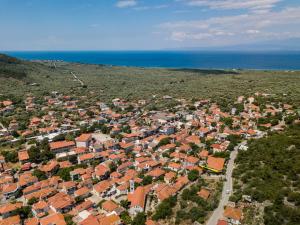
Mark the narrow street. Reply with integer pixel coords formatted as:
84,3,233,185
206,143,241,225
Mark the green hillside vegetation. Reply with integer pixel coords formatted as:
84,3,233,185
0,54,28,79
0,54,300,107
232,124,300,225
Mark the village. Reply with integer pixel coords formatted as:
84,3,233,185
0,91,298,225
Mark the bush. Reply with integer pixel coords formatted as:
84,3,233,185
188,169,199,181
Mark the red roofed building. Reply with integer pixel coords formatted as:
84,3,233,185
50,140,75,154
18,150,29,164
76,134,92,148
206,156,225,173
40,213,66,225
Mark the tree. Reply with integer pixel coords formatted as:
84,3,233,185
33,169,47,181
120,211,132,225
132,212,146,225
142,176,153,185
28,197,38,205
120,199,130,209
57,168,71,181
152,196,177,220
64,214,75,225
52,133,65,142
157,137,170,147
2,150,18,163
188,169,199,182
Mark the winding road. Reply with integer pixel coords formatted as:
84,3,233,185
206,143,242,225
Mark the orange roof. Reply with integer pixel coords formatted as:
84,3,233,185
74,187,90,197
32,201,48,211
217,220,228,225
2,182,18,194
50,140,75,150
40,213,66,225
18,173,38,187
186,156,199,164
146,220,160,225
128,186,146,208
18,150,29,161
93,180,111,194
25,217,39,225
0,215,20,225
79,153,95,161
164,171,176,180
40,160,58,172
146,168,166,178
95,164,109,177
76,133,92,142
47,192,74,211
199,150,209,158
197,188,210,200
102,200,119,212
224,206,242,221
2,100,13,106
0,202,22,214
80,215,100,225
98,214,121,225
185,135,201,144
207,156,225,172
155,184,177,201
168,162,181,169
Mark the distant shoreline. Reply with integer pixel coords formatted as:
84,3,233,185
2,50,300,70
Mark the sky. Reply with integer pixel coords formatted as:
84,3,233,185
0,0,300,50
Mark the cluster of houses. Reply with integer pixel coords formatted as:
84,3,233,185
0,92,298,225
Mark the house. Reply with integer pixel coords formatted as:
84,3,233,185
62,181,77,195
40,160,59,177
101,200,123,215
164,171,176,184
2,183,19,200
39,213,66,225
74,187,91,200
154,184,177,202
128,186,147,215
167,162,181,172
48,192,75,213
18,150,29,164
217,220,228,225
93,180,114,198
197,188,210,200
146,168,166,180
0,215,21,225
0,202,23,219
50,140,75,154
76,134,92,148
18,173,38,188
32,201,50,218
206,156,225,173
98,214,122,225
223,206,243,225
94,164,110,180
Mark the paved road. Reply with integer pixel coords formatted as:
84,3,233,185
206,144,241,225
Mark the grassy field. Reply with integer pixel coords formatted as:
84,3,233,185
0,55,300,106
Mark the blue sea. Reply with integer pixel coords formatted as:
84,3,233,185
4,51,300,70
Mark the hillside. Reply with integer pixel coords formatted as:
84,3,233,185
0,54,300,108
232,124,300,225
0,54,28,79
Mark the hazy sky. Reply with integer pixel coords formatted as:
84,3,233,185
0,0,300,50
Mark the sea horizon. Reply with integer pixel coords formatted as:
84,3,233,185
3,50,300,70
